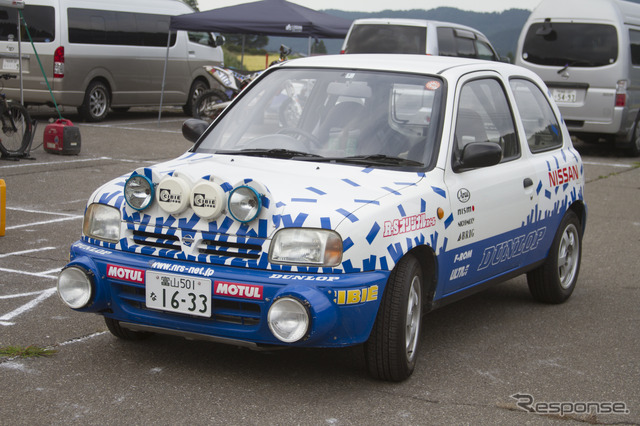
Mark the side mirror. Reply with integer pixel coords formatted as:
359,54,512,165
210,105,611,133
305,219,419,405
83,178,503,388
215,34,225,47
453,142,502,172
182,119,209,143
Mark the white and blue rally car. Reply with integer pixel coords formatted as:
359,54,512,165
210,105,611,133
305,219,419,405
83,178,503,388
58,54,586,381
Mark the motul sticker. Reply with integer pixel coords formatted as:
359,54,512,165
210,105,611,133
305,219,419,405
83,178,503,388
214,281,263,300
107,264,145,284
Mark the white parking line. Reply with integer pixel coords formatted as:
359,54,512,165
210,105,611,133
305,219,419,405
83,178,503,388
583,160,636,168
7,207,79,217
0,156,112,169
0,247,55,258
0,287,57,326
6,215,82,230
0,267,59,279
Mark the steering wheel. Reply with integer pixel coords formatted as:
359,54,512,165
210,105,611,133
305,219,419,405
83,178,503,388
277,127,321,146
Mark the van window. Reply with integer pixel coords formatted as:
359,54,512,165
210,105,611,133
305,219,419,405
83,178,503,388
454,78,520,164
344,24,426,54
630,29,640,66
68,8,177,47
521,23,618,67
510,79,563,153
188,31,214,47
0,5,55,42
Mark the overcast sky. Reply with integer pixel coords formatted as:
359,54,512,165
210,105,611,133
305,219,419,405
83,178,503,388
197,0,542,13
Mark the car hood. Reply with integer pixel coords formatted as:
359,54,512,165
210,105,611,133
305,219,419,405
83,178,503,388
90,152,426,238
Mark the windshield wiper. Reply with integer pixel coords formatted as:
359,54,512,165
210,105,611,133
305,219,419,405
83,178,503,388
215,148,322,159
297,154,424,167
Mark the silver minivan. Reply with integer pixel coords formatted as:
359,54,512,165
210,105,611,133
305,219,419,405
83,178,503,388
0,0,224,121
340,18,500,62
515,0,640,155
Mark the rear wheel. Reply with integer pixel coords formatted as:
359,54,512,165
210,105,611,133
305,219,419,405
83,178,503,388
628,117,640,156
365,254,423,381
0,101,32,156
527,210,582,304
78,81,110,122
104,317,152,340
192,89,229,122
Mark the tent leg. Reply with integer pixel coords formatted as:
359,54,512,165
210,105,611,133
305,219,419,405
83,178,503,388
158,30,172,123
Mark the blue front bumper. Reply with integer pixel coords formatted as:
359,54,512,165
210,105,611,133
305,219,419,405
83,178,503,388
65,241,389,348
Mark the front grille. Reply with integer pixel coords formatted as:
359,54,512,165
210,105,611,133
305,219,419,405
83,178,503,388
132,230,180,250
125,223,265,263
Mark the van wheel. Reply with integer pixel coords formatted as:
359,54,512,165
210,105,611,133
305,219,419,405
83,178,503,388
78,81,110,122
628,117,640,156
104,317,152,340
365,254,423,381
183,80,209,115
527,210,582,304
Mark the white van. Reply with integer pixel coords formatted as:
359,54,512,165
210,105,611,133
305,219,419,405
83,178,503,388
340,18,501,61
515,0,640,155
0,0,224,121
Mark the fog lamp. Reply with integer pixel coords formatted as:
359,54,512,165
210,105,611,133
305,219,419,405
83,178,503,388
228,185,261,223
268,297,310,343
124,174,154,211
57,266,93,309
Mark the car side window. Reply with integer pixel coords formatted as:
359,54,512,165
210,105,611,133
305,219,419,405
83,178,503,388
454,78,520,164
509,79,563,153
476,40,497,61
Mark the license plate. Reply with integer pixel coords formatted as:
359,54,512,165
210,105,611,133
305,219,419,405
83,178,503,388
552,89,577,103
2,58,18,71
145,271,212,317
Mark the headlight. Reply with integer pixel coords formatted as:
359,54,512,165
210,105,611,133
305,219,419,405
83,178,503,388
57,266,93,309
228,185,261,223
124,174,154,211
83,203,121,242
269,228,342,267
268,297,310,343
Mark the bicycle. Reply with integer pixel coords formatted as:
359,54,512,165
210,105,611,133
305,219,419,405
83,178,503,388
0,73,33,158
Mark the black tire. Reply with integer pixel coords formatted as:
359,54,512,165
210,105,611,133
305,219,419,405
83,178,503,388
527,210,582,304
192,89,229,122
0,101,32,156
78,80,110,122
183,79,209,116
365,254,423,382
627,117,640,157
104,317,152,340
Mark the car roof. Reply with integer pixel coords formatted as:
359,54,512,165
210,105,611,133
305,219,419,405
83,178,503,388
280,54,536,81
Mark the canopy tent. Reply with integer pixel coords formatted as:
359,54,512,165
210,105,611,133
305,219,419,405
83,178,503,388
169,0,352,39
159,0,352,121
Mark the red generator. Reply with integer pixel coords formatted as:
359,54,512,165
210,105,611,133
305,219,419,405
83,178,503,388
44,119,81,155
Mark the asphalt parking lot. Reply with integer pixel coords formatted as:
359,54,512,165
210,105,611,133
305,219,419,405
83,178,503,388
1,106,638,424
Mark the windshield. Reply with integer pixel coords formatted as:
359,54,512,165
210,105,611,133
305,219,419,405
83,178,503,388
195,68,444,170
345,24,427,54
522,23,618,67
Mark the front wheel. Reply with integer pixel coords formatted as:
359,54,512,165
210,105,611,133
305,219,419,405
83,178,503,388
0,101,32,156
527,210,582,304
365,254,423,381
78,81,110,122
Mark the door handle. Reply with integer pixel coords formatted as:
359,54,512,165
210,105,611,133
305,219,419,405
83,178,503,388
523,177,534,188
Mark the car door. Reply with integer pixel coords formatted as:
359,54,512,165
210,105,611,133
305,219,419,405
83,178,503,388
441,73,538,296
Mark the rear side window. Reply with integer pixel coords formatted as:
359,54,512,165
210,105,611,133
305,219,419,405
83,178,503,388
509,79,563,153
630,29,640,66
522,23,618,67
0,5,55,42
345,24,426,54
68,8,176,47
437,27,497,60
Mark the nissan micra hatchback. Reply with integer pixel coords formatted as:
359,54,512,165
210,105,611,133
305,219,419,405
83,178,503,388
58,55,586,381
